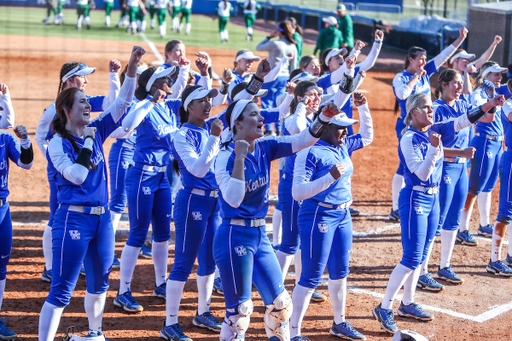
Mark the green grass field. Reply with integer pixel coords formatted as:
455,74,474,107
0,6,314,55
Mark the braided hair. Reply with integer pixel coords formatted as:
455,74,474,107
57,62,81,96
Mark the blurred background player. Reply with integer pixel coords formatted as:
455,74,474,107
243,0,260,41
171,0,181,32
75,0,92,30
214,0,233,43
285,17,303,69
314,16,343,58
336,4,354,53
105,0,114,27
44,0,59,25
178,0,192,34
155,0,171,38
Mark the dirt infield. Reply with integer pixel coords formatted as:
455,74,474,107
0,34,509,340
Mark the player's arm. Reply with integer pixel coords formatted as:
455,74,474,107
13,125,33,169
0,84,15,129
292,149,336,201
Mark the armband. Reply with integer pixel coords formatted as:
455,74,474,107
76,148,93,168
308,116,328,138
339,73,354,94
467,105,490,124
246,75,264,95
220,81,229,95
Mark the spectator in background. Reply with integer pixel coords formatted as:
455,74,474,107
286,17,303,68
337,4,354,52
314,16,343,57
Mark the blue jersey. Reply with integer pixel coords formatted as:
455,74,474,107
0,132,23,198
47,111,119,206
171,122,218,190
296,138,363,206
116,133,137,145
317,65,361,118
132,98,181,166
215,137,294,219
282,116,312,179
472,87,503,137
501,108,512,149
316,72,333,95
393,60,437,118
433,99,470,149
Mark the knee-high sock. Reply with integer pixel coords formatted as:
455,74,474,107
247,27,253,35
276,250,293,279
43,225,53,270
106,15,111,26
84,292,106,333
77,15,84,28
508,224,512,257
141,20,147,31
440,229,458,268
39,302,65,341
178,23,184,32
119,245,140,294
185,23,191,34
290,284,314,338
328,278,347,324
491,223,503,262
272,208,282,246
197,274,215,315
381,263,413,310
224,30,229,40
0,279,5,311
85,16,90,25
152,240,169,286
110,212,122,235
478,192,492,227
402,266,421,305
294,249,302,286
420,239,435,276
166,279,185,326
219,31,224,41
459,201,475,232
159,24,166,37
392,174,404,211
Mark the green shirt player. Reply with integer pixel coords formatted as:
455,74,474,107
105,0,114,27
75,0,92,30
149,0,156,29
215,0,233,43
243,0,261,41
178,0,192,34
44,0,59,25
126,0,147,34
156,0,171,38
171,0,181,31
336,4,354,50
56,0,66,25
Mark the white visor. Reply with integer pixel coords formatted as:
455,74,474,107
291,72,319,83
183,87,219,109
233,88,267,101
325,48,348,64
329,112,358,127
482,65,508,79
392,330,429,341
449,51,475,65
145,66,178,92
322,16,337,26
62,64,96,83
229,100,253,131
137,65,148,75
235,51,261,62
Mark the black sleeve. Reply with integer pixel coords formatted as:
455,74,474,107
75,147,93,168
20,144,34,165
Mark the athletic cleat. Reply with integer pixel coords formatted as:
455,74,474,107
112,255,120,269
456,230,478,246
437,265,464,284
329,321,366,340
372,303,397,334
140,244,152,258
477,224,493,237
397,301,434,321
41,267,52,282
349,207,360,217
291,337,310,341
0,318,16,340
160,322,192,341
505,254,512,267
113,290,143,312
486,259,512,276
417,273,444,292
154,282,166,299
389,209,400,222
311,290,327,303
213,277,223,295
192,311,222,331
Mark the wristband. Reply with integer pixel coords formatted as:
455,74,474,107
246,75,264,95
85,135,95,142
220,81,229,95
308,116,328,138
467,105,491,123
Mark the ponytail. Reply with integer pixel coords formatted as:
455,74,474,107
58,61,81,96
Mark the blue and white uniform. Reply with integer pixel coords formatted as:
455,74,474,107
496,100,512,223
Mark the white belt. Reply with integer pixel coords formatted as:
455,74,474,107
191,188,219,198
0,198,5,207
318,200,352,210
60,204,106,215
443,157,466,163
475,132,504,141
230,218,266,227
122,142,135,149
505,146,510,152
142,164,167,173
412,186,439,195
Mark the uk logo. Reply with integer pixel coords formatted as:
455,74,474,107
443,175,451,184
234,245,247,256
414,205,424,215
69,230,81,240
317,223,328,233
142,187,151,195
121,161,130,169
192,211,202,220
487,151,494,158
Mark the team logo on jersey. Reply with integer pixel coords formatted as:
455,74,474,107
69,230,81,240
414,205,424,215
0,159,6,171
317,223,328,233
192,211,202,220
121,161,130,169
443,175,451,184
246,175,269,193
91,150,105,166
487,151,494,158
157,124,175,136
234,245,247,256
142,187,151,195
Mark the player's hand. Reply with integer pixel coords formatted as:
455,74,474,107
330,164,345,179
13,125,28,139
129,46,146,65
222,68,234,83
482,80,496,97
0,84,9,96
461,147,476,159
489,94,505,107
286,52,294,60
493,35,502,45
195,57,209,76
285,81,296,95
354,40,365,51
353,93,367,106
210,118,224,137
345,56,356,69
322,102,339,118
83,127,97,141
429,131,441,148
459,27,468,40
234,140,250,159
150,89,166,104
375,29,384,41
358,70,367,79
109,59,122,73
416,68,427,77
465,63,477,74
255,59,271,79
178,56,190,67
195,51,211,66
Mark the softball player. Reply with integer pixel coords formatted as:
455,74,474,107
104,0,114,26
56,0,65,24
35,60,121,283
161,86,223,340
390,27,468,222
289,93,372,341
0,85,15,130
75,0,91,30
457,63,512,243
213,94,337,341
44,0,59,25
154,0,170,38
285,18,303,68
299,56,321,78
373,92,502,334
115,65,181,313
178,0,192,34
215,0,233,43
38,46,145,341
126,0,147,34
243,0,261,41
149,0,156,28
171,0,181,31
